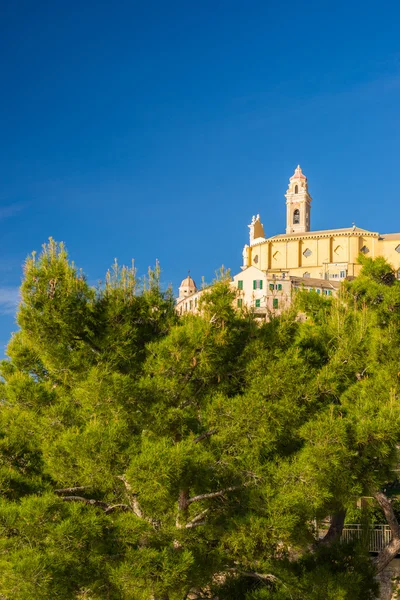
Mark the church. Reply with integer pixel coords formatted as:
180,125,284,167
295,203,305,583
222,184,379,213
176,166,400,316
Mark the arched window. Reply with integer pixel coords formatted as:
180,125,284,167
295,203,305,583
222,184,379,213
293,209,300,224
294,184,298,194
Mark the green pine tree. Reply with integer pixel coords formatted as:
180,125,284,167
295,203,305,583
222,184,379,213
1,241,400,599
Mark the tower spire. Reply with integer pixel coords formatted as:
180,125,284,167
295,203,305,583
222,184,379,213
285,165,312,234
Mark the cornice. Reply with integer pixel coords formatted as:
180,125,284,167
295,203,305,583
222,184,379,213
264,230,380,243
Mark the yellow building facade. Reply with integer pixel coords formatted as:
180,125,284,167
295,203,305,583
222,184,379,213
242,166,400,281
176,165,400,317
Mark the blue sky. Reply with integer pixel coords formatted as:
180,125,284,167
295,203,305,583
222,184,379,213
0,0,400,351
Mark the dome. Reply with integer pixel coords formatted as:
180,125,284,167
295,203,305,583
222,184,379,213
180,275,197,290
290,165,307,181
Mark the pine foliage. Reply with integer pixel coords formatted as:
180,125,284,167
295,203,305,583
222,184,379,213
1,242,400,598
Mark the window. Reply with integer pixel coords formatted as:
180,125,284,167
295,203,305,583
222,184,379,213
195,298,198,307
237,299,243,308
189,300,193,309
303,248,312,258
293,209,300,224
269,283,274,291
254,254,259,264
273,298,279,309
253,280,263,290
238,280,243,290
303,272,311,278
396,245,400,253
255,299,261,308
340,270,346,278
277,283,282,291
185,303,188,310
360,245,369,254
294,185,298,194
316,289,321,294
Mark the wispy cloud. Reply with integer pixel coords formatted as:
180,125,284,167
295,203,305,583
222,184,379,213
0,287,20,316
0,203,26,221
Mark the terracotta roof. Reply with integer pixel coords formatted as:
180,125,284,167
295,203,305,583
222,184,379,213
291,277,341,290
290,165,307,181
379,233,400,240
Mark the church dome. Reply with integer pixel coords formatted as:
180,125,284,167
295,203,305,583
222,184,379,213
180,275,197,290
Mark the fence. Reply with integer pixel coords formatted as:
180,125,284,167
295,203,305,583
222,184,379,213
341,524,392,553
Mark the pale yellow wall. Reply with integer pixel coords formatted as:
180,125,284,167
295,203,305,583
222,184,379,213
331,237,348,263
300,239,318,268
287,241,299,269
233,266,267,309
248,231,400,280
259,243,269,271
269,243,286,270
265,278,292,316
377,239,400,272
318,238,331,264
176,289,203,315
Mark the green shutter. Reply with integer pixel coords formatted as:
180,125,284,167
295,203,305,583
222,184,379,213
237,299,243,308
259,280,263,290
255,299,260,308
278,284,282,291
269,283,274,291
238,280,243,290
253,280,256,290
273,298,279,309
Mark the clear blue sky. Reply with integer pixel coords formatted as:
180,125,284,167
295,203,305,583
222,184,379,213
0,0,400,350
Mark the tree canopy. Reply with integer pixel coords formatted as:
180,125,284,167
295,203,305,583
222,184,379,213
1,241,400,599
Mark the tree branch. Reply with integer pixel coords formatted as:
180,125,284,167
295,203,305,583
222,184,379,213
72,335,102,355
188,485,243,505
235,570,279,585
319,510,346,546
61,496,110,509
176,489,190,529
375,491,400,535
117,475,145,519
193,430,218,444
104,504,132,514
61,495,133,515
185,520,207,530
374,491,400,573
185,509,209,529
55,486,90,495
116,474,160,527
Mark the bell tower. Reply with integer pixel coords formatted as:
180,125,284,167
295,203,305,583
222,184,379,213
285,165,312,234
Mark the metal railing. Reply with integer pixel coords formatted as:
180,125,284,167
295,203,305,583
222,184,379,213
341,524,392,553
